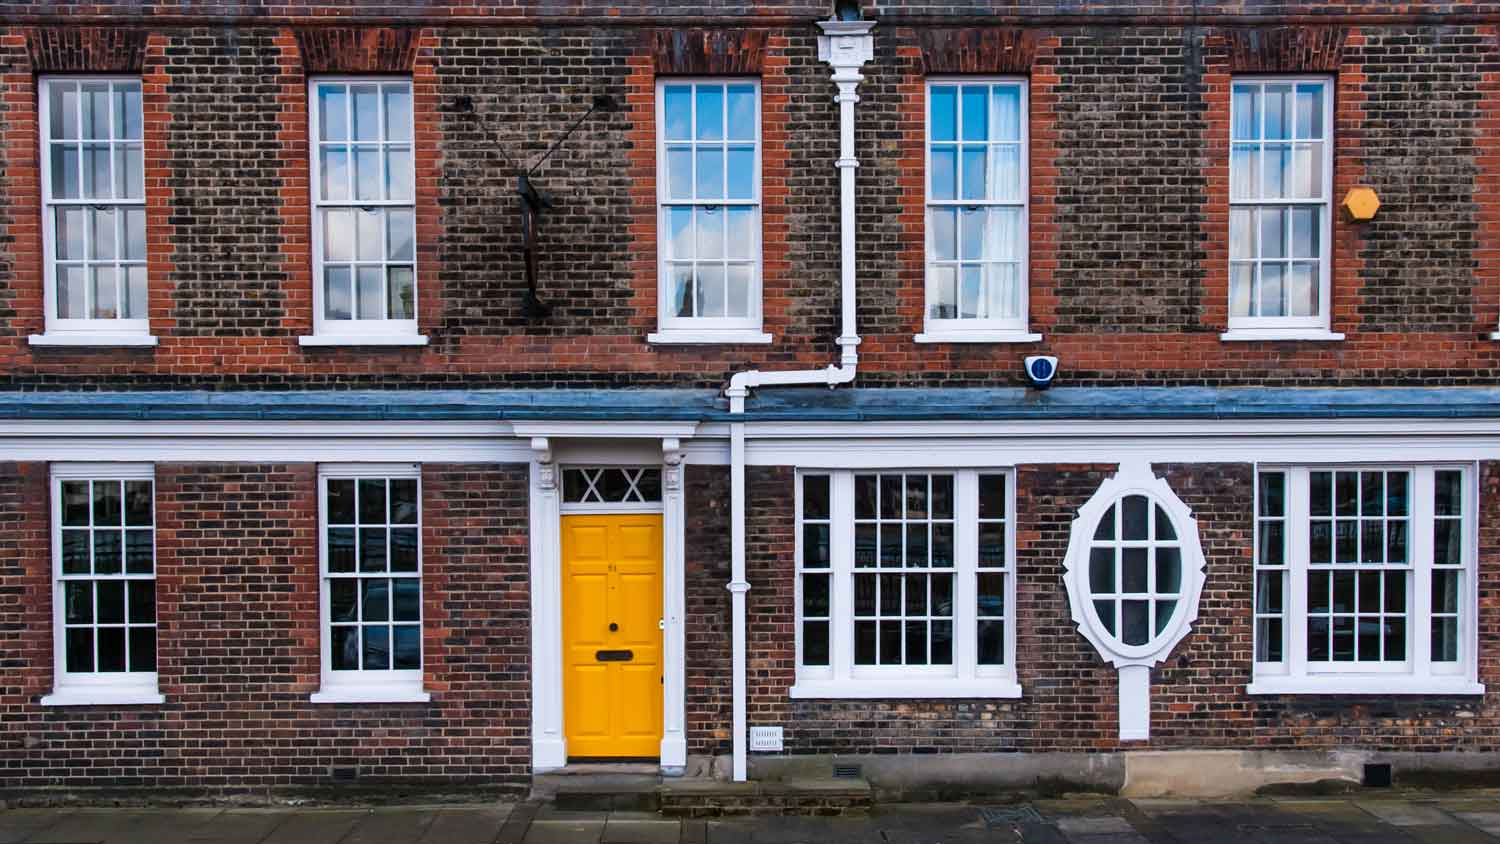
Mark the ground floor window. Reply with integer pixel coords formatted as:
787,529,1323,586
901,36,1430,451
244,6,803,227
793,469,1019,698
1251,465,1481,695
315,463,427,702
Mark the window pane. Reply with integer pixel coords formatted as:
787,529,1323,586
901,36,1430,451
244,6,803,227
331,579,357,622
977,620,1004,665
354,147,381,201
363,625,390,670
1155,505,1176,541
1295,83,1324,139
381,273,416,325
930,86,957,142
50,81,80,140
123,207,147,262
1230,144,1257,200
669,265,694,317
115,145,143,199
1433,617,1459,663
1122,548,1148,593
855,620,876,664
359,527,387,573
384,84,412,140
726,208,755,259
1293,142,1322,199
319,85,348,141
696,148,724,199
386,147,413,201
81,82,110,140
328,527,356,572
129,628,156,673
362,578,390,622
1262,143,1290,199
128,580,155,624
803,524,830,569
94,480,122,525
1229,209,1253,260
393,624,420,669
696,264,725,318
1094,600,1115,635
990,145,1021,201
62,530,90,574
663,86,691,140
1156,547,1182,593
320,147,349,201
802,572,829,617
960,146,986,200
351,85,380,141
331,626,359,670
726,147,754,199
992,86,1021,141
930,146,956,200
977,474,1004,520
1436,471,1463,517
1232,85,1259,140
666,147,692,200
1258,521,1284,565
65,582,92,624
126,529,153,574
803,620,829,666
929,208,956,260
695,86,723,141
1259,263,1284,317
1121,495,1148,541
1289,263,1317,317
1154,600,1176,635
726,85,755,140
959,208,983,261
97,626,126,672
390,527,418,573
388,209,415,263
1089,548,1114,593
93,531,121,574
1256,618,1283,662
696,206,724,259
66,628,94,673
63,481,91,526
356,208,383,261
978,523,1004,567
1256,571,1284,614
1122,600,1149,646
1264,84,1292,140
357,266,384,320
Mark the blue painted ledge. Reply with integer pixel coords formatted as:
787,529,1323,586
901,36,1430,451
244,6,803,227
2,386,1500,423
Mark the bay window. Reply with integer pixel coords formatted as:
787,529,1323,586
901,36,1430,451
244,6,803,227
1250,466,1482,695
793,470,1020,699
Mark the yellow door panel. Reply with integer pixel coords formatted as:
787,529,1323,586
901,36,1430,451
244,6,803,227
561,513,664,759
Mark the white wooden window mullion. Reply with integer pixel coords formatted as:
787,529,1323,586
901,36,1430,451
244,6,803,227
1286,467,1310,678
1411,467,1434,679
953,470,979,681
830,471,855,683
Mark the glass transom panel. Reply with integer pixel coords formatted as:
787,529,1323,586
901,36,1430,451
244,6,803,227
562,468,663,504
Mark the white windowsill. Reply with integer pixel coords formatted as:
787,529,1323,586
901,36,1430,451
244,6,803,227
647,330,774,345
1247,677,1484,696
299,334,430,347
914,331,1043,344
41,688,165,706
1486,331,1500,341
310,687,432,704
790,679,1022,700
1220,329,1345,342
29,333,159,348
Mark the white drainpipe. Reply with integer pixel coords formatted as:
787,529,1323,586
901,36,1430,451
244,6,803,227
723,18,875,784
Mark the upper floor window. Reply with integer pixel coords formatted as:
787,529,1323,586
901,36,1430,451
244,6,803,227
44,464,163,706
38,78,150,344
793,470,1020,699
1228,78,1335,339
1251,466,1482,695
652,79,767,345
920,79,1032,343
308,78,420,344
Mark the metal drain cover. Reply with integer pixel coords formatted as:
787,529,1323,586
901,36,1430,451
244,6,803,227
980,806,1044,827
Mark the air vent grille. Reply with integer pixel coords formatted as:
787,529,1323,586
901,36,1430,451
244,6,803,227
832,763,862,779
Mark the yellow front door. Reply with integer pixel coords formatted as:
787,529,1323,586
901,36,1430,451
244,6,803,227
561,514,664,759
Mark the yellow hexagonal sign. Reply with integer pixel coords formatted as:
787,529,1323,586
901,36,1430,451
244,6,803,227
1342,186,1381,222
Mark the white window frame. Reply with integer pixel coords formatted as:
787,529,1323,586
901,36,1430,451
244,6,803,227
916,76,1039,345
33,76,156,348
43,462,163,706
312,463,430,703
1249,464,1483,696
649,77,770,346
790,468,1021,699
1223,75,1340,342
304,76,427,348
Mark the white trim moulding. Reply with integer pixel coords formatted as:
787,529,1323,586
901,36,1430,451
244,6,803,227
913,332,1043,344
1219,330,1346,342
298,334,431,347
647,331,774,345
29,333,159,347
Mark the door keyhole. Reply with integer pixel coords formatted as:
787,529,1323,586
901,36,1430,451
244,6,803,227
609,622,619,632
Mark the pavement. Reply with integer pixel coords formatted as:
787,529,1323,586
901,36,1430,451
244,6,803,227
8,792,1500,843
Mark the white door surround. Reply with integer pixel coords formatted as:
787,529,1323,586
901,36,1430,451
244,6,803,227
520,424,697,773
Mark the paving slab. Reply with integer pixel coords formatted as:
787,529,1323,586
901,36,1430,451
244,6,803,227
1396,825,1498,844
343,808,440,844
25,810,185,844
1451,811,1500,836
419,806,516,844
600,817,681,844
258,810,368,844
0,810,71,844
523,818,606,844
183,810,291,844
1354,802,1459,828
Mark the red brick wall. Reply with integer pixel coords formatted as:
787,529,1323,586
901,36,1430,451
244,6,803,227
0,462,532,795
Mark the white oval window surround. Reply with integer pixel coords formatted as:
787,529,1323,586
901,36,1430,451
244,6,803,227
1062,462,1207,741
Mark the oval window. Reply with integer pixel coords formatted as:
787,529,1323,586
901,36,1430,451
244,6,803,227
1084,493,1185,649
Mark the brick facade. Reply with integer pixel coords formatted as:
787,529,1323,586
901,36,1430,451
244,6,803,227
0,462,532,795
4,6,1500,387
